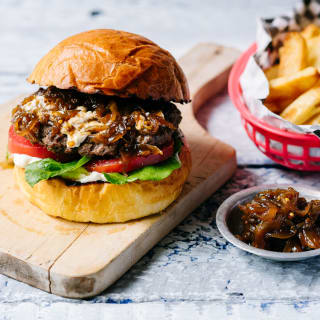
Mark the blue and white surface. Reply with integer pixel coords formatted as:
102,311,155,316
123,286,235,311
2,0,319,319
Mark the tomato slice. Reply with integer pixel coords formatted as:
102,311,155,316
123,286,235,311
85,143,174,173
9,125,175,173
8,125,57,159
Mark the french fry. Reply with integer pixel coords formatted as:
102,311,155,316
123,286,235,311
264,24,320,124
264,65,279,81
268,66,318,101
264,97,295,114
278,32,307,77
303,113,320,125
280,83,320,124
264,101,282,113
307,36,320,69
301,24,320,39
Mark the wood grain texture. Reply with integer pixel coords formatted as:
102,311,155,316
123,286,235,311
0,43,239,298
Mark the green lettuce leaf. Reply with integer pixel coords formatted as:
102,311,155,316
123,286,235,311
6,149,10,161
25,156,90,187
24,136,183,186
103,149,181,185
59,166,89,180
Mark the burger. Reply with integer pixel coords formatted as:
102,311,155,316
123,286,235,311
8,29,191,223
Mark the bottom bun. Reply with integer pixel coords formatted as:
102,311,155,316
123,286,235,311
14,146,192,223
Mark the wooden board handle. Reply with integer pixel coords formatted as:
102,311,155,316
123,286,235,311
179,43,241,112
177,43,241,165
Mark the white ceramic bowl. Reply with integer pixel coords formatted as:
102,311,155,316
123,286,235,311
216,184,320,261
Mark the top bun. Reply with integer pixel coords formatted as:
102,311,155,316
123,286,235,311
27,29,190,102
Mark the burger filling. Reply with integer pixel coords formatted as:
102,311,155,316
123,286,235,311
10,87,184,186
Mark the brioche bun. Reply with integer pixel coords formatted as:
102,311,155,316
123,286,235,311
27,29,190,102
13,146,191,223
19,29,192,223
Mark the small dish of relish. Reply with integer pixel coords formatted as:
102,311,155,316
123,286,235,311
216,184,320,261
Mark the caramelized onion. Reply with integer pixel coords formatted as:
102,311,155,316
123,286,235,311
11,87,179,158
299,228,320,249
283,238,302,252
237,188,320,252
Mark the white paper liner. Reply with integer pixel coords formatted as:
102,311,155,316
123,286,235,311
240,0,320,157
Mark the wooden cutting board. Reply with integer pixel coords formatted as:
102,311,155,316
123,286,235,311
0,43,240,298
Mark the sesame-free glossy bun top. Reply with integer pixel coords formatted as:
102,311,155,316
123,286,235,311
27,29,190,102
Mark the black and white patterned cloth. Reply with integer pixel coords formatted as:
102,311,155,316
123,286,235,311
256,0,320,67
240,0,320,137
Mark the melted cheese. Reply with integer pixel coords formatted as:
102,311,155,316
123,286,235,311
23,95,55,112
61,106,106,148
21,96,110,149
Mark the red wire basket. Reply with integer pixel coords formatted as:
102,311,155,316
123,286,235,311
228,43,320,171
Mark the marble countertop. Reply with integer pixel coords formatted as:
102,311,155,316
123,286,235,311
2,0,319,319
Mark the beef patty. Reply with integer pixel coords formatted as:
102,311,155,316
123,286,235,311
11,86,182,159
